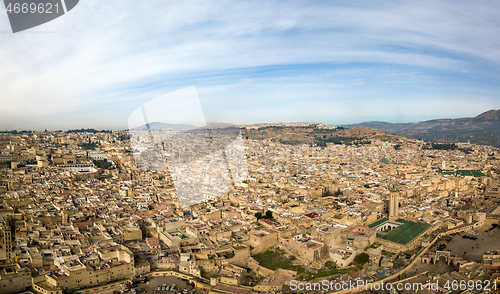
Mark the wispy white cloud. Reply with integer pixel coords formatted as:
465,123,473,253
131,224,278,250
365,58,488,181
0,0,500,129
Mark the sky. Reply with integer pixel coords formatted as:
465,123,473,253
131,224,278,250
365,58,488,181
1,0,500,130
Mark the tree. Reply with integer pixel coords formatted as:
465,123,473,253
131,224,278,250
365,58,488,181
325,261,333,268
265,210,273,219
255,212,263,219
354,253,369,265
94,159,113,169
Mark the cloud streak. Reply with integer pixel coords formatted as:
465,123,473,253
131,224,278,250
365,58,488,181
0,0,500,129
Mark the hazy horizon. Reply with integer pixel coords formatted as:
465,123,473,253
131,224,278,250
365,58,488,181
1,109,498,132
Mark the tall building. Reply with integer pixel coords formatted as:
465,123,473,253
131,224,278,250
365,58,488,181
0,220,12,261
389,185,399,219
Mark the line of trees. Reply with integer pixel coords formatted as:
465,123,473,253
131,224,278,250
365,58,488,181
255,210,273,220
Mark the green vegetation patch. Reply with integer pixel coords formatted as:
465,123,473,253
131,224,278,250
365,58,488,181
94,159,114,169
299,267,350,281
254,250,305,274
255,250,351,281
255,210,273,220
353,253,369,265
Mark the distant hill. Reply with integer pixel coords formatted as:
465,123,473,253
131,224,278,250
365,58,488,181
133,122,198,130
345,109,500,148
240,125,402,146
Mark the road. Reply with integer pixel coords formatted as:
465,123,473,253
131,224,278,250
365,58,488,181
134,276,209,294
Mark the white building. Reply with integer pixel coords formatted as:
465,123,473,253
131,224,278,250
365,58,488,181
89,153,107,161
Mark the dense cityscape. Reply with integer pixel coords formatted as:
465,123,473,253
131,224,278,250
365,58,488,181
0,122,499,294
2,2,500,294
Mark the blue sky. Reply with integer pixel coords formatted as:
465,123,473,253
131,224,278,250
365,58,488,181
1,0,500,130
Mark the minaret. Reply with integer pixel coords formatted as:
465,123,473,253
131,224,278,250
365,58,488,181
442,161,446,171
389,184,399,220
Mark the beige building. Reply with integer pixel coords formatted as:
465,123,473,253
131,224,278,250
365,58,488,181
248,229,278,255
369,218,432,253
280,233,324,263
123,227,142,241
341,225,376,250
44,246,134,291
329,247,356,267
0,264,32,294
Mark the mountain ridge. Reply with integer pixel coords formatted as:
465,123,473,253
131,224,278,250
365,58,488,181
345,109,500,147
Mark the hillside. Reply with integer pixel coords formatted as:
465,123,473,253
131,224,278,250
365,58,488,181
345,110,500,147
240,125,402,146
